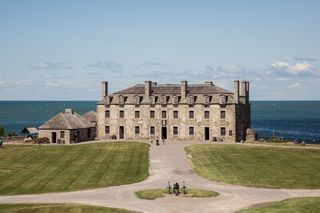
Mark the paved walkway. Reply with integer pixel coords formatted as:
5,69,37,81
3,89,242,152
0,141,320,212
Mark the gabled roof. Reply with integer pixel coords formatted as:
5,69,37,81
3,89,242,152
82,111,97,123
39,110,95,130
113,83,232,95
21,127,38,134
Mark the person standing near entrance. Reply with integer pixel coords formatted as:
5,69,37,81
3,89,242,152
156,136,160,145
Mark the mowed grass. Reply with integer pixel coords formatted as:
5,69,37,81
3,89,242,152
0,142,149,195
135,188,219,200
0,203,138,213
185,144,320,189
238,197,320,213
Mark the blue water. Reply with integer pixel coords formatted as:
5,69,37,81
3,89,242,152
0,101,319,143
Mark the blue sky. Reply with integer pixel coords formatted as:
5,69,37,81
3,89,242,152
0,0,319,100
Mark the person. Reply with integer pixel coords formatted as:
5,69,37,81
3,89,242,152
0,138,3,148
156,137,160,146
162,139,165,145
150,139,153,144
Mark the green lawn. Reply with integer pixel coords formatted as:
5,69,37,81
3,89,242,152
135,188,219,200
185,144,320,189
238,197,320,213
0,142,149,195
0,203,138,213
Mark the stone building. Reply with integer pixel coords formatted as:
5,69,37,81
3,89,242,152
38,109,96,144
97,80,250,142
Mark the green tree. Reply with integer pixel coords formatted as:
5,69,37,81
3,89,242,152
0,126,5,136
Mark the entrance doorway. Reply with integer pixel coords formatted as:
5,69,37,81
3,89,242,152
119,126,124,139
52,132,57,143
161,127,167,140
204,127,210,140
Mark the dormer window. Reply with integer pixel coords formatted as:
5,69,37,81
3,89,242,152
219,95,226,105
188,95,195,105
119,95,125,106
105,96,110,107
161,95,167,105
134,96,140,106
204,95,210,105
173,95,179,105
149,96,155,105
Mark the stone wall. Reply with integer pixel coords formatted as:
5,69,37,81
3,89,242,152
97,103,240,142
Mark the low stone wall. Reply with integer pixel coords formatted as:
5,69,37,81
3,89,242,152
1,136,25,143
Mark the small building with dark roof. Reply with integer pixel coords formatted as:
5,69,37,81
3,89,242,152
38,109,96,144
96,80,251,142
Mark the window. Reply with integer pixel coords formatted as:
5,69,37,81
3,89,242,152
204,95,210,105
173,127,178,135
173,96,179,105
229,130,233,136
134,96,140,105
150,110,155,118
204,111,210,119
135,111,140,118
161,96,167,105
119,110,124,118
220,95,226,105
149,96,155,105
105,126,110,134
173,110,179,119
135,126,140,135
105,110,110,118
188,95,195,105
119,95,125,105
60,131,65,138
162,111,167,118
189,111,194,119
150,126,155,135
220,127,226,136
189,127,194,135
220,111,226,119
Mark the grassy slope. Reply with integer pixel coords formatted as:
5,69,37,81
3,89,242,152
238,197,320,213
0,203,138,213
0,142,149,195
185,144,320,189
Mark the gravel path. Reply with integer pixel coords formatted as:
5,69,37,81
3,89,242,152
0,141,319,213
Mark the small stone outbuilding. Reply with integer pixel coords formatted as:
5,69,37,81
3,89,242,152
38,109,95,144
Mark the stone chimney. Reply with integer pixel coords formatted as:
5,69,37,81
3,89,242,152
241,80,246,97
145,80,152,98
204,81,213,85
65,108,74,114
102,81,108,98
245,81,250,103
181,80,187,98
233,80,239,104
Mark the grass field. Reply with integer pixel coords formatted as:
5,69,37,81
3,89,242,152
0,142,149,195
135,188,219,200
0,203,138,213
185,144,320,189
238,197,320,213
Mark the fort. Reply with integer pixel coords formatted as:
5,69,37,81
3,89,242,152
97,80,251,142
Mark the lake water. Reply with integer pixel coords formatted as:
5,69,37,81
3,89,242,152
0,101,319,144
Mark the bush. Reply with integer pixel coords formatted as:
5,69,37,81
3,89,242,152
36,137,50,144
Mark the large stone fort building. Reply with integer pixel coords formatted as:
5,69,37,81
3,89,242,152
97,80,250,142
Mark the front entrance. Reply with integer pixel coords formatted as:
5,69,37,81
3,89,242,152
161,127,167,140
204,127,210,140
52,132,57,143
119,126,124,139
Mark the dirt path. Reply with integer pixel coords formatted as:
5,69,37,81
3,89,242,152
0,141,319,213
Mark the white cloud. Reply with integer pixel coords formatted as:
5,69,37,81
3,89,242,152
87,60,123,73
29,61,73,70
288,82,301,88
269,61,317,76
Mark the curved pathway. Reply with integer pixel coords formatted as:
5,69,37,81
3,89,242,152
0,141,320,212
